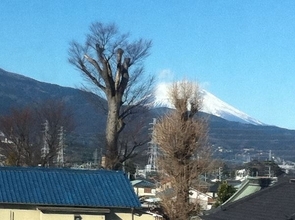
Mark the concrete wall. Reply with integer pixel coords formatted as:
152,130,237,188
0,208,156,220
41,213,105,220
134,187,156,197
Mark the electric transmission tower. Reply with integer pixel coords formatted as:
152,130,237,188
146,118,158,173
41,120,50,159
56,126,65,167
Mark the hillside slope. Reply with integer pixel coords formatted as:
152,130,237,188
1,68,295,162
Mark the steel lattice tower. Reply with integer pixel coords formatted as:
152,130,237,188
56,126,65,167
146,118,158,172
41,120,50,159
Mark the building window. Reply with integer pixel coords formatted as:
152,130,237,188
74,215,82,220
144,188,152,193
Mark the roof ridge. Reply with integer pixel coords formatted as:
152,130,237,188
0,166,124,174
219,179,290,210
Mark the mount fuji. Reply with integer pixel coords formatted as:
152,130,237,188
2,68,295,161
154,83,265,126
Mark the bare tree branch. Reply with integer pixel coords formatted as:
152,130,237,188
154,81,213,219
0,100,75,167
68,22,154,169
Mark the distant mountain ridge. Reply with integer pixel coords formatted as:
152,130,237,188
0,68,106,134
1,68,295,162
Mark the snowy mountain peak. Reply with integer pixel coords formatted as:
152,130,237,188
200,90,264,125
154,83,264,126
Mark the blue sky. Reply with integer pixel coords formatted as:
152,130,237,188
0,1,295,129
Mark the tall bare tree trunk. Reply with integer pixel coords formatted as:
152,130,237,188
105,98,120,169
68,22,153,170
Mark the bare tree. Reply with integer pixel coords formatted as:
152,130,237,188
154,81,213,220
0,100,75,167
117,109,151,169
68,22,154,169
35,99,75,166
0,107,38,166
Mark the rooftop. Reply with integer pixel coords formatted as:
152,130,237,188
0,166,141,208
201,177,295,220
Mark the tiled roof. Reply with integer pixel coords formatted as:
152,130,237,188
131,180,156,188
0,166,141,208
201,177,295,220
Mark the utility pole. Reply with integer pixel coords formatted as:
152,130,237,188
218,167,223,181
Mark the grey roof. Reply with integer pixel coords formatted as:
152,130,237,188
222,177,276,205
201,178,295,220
131,179,156,188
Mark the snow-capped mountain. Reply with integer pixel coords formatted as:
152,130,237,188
200,90,264,125
154,83,264,126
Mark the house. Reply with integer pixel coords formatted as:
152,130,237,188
131,179,161,209
131,179,156,197
0,166,159,220
156,186,213,212
189,189,214,211
206,179,242,199
201,177,295,220
222,176,277,204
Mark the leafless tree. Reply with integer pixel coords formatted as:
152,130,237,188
116,110,151,169
153,81,213,220
0,107,38,166
68,22,154,169
35,99,75,166
0,100,75,167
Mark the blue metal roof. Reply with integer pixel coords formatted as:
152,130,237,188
0,167,141,208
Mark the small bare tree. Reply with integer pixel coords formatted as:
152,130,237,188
68,22,154,169
154,81,213,220
117,110,151,169
0,107,38,166
35,99,75,166
0,100,75,167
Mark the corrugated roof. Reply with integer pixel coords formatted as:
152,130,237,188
0,166,141,208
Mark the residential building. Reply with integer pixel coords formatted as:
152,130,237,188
201,177,295,220
0,166,159,220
